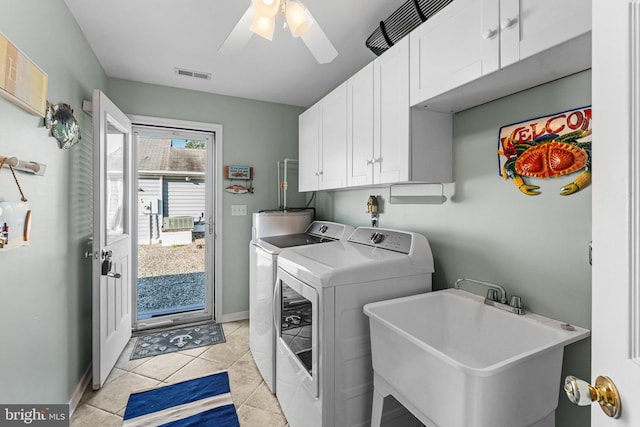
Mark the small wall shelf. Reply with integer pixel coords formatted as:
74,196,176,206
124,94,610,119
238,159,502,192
389,183,447,204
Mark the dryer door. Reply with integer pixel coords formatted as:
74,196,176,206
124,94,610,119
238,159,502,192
276,269,319,398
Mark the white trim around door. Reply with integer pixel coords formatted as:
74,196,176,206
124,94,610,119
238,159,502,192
128,115,224,325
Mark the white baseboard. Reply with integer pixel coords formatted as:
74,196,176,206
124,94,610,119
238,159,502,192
69,363,92,418
219,310,248,323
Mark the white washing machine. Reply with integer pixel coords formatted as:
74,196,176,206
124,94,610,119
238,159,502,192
252,210,314,241
275,227,434,427
250,220,354,393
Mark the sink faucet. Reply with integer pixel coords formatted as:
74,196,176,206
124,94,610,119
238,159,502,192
453,278,525,315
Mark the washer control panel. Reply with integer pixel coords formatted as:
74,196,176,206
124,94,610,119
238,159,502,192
348,227,412,254
307,221,349,240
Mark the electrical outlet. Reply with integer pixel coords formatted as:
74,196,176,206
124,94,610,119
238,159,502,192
231,205,247,216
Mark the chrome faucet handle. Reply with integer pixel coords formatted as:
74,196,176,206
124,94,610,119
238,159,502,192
486,288,499,301
509,295,523,309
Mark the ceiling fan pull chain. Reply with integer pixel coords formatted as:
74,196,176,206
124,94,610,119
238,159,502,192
379,21,394,48
412,0,427,22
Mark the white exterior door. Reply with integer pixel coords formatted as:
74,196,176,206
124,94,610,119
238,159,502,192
132,125,216,330
588,0,640,424
92,90,133,389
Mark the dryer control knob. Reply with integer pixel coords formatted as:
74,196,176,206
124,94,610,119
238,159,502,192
370,232,385,244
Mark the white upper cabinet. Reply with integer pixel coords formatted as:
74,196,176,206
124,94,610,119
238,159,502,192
410,0,500,106
374,37,411,184
320,83,348,190
299,83,348,192
347,37,452,187
500,0,592,68
410,0,592,111
298,104,320,192
347,63,375,187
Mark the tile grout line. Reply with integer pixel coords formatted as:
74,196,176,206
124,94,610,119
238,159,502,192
71,320,284,426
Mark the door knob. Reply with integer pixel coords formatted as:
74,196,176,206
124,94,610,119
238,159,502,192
564,375,621,418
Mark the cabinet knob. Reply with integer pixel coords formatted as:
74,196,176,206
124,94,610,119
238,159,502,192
366,159,374,165
501,18,515,30
482,28,497,40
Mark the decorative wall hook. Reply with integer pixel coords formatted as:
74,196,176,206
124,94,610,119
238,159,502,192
0,156,46,176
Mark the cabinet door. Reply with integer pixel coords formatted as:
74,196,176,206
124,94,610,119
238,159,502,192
409,0,499,106
375,37,410,184
319,83,347,190
298,104,320,192
500,0,591,68
347,63,374,187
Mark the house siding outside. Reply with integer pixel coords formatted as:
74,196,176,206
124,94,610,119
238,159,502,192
163,178,206,221
138,177,162,244
137,137,207,244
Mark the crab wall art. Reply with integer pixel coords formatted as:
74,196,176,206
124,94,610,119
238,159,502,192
497,107,592,196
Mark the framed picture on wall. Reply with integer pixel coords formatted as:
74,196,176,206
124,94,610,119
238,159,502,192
0,32,48,117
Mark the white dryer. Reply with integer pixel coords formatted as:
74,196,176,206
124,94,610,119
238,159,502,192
275,227,434,427
249,220,354,393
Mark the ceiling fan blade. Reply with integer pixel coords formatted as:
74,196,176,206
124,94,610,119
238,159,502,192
218,6,255,55
300,18,338,64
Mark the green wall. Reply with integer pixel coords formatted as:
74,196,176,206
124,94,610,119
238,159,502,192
0,0,106,404
0,0,305,406
0,1,592,424
314,70,592,425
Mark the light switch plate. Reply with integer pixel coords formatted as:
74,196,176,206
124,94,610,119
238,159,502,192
231,205,247,216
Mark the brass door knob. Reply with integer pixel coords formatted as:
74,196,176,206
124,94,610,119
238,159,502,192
564,375,621,419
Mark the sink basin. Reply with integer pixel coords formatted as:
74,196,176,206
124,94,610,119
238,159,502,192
363,288,589,427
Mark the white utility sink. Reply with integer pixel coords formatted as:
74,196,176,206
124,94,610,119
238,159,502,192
364,288,590,427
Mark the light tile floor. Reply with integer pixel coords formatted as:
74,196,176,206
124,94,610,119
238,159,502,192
70,320,289,426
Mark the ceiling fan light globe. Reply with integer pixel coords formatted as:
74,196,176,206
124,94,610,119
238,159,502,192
286,1,314,37
250,15,275,41
251,0,281,18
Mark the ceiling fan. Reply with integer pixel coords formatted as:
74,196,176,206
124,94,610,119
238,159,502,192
219,0,338,64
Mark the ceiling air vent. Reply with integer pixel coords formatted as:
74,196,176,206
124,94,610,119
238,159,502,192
174,67,212,80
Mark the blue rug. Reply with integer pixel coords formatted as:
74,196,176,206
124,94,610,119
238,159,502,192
131,322,225,360
123,371,240,426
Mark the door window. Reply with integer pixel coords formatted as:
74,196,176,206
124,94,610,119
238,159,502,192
106,122,126,243
133,126,215,330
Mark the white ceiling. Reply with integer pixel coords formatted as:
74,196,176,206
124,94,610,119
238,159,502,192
63,0,407,107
